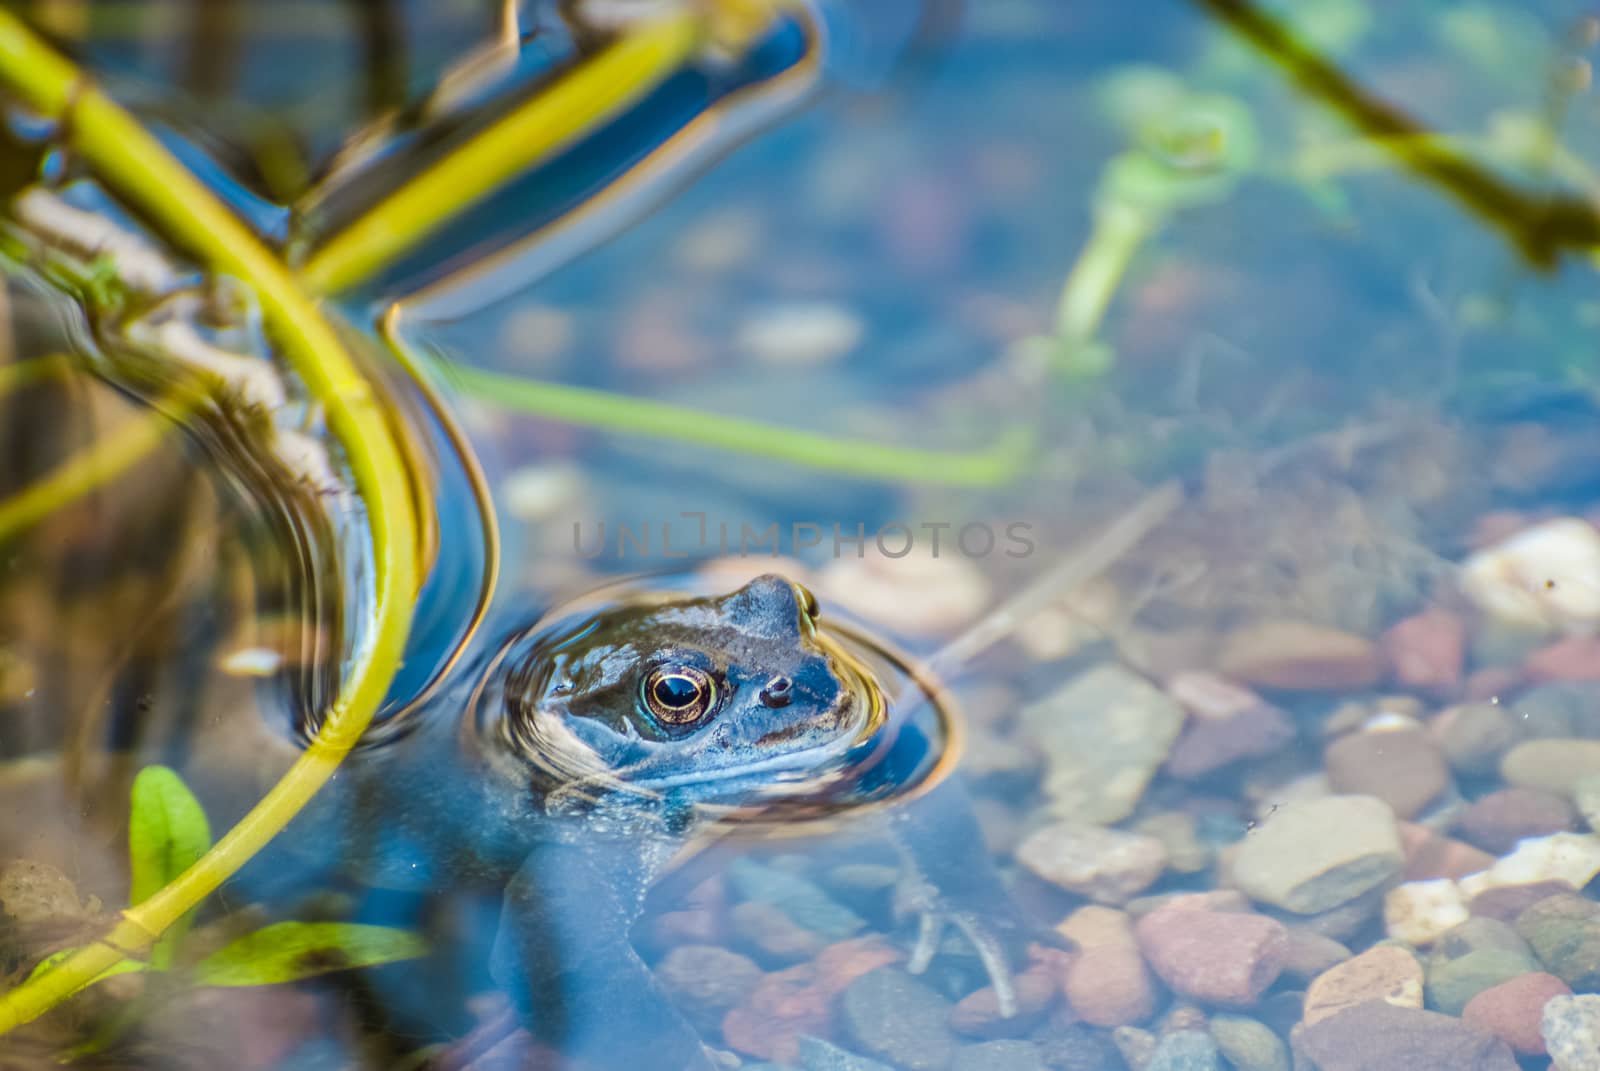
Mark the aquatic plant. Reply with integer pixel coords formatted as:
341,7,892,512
24,765,423,1060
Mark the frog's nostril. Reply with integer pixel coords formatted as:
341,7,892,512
760,676,793,708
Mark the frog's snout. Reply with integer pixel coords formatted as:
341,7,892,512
725,573,820,639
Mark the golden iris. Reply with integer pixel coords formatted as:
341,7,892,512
641,666,717,725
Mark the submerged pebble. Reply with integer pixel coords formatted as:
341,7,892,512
1021,664,1185,824
1135,905,1288,1005
1302,944,1424,1026
1226,795,1403,914
1462,971,1570,1056
1543,993,1600,1071
1015,822,1168,904
1293,1001,1517,1070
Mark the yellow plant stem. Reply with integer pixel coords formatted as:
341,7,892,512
0,389,183,541
445,362,1033,487
0,12,419,1033
300,14,704,296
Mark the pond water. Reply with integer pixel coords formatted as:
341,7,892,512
4,1,1600,1069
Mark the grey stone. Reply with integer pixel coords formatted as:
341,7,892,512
1015,822,1168,905
728,857,864,940
1021,664,1184,823
1146,1030,1220,1071
1426,947,1542,1016
840,969,958,1071
950,1040,1047,1071
797,1036,895,1071
1210,1015,1288,1071
1227,795,1403,914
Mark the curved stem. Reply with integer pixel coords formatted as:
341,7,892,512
444,362,1034,487
299,14,704,296
0,11,419,1033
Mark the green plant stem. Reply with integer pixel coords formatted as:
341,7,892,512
300,13,704,295
446,363,1033,487
0,11,419,1034
1056,199,1158,343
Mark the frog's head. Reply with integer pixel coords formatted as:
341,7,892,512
490,574,886,806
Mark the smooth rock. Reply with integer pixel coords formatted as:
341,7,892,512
1279,930,1351,981
797,1036,896,1071
1383,609,1465,695
1508,681,1600,739
1458,832,1600,897
1113,1025,1158,1071
1431,916,1535,961
1516,893,1600,989
737,302,863,366
1057,906,1156,1027
1031,1024,1123,1071
1543,993,1600,1071
1134,907,1287,1005
1015,822,1168,904
1062,941,1152,1024
1293,1001,1517,1070
1164,672,1296,778
950,1040,1046,1071
656,945,763,1034
1576,774,1600,832
1146,1030,1220,1071
1468,880,1578,923
1135,812,1212,874
732,900,828,964
723,964,831,1064
839,969,957,1071
1460,517,1600,636
1021,665,1185,824
949,953,1060,1038
1462,971,1571,1056
1427,947,1543,1016
1398,824,1496,881
1384,879,1468,945
728,858,865,940
1432,702,1519,777
1217,620,1383,690
1458,788,1577,854
1324,729,1450,819
1227,795,1403,914
1209,1015,1289,1071
1527,637,1600,683
1303,944,1424,1026
1502,739,1600,797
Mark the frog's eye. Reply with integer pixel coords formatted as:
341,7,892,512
641,665,718,726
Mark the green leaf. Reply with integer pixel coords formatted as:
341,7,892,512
129,764,213,967
129,765,212,903
190,922,427,987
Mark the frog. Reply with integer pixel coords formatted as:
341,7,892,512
257,571,1035,1071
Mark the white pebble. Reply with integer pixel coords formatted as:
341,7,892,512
1458,831,1600,897
736,302,863,366
502,464,582,522
220,647,283,677
1460,517,1600,635
1383,879,1468,945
